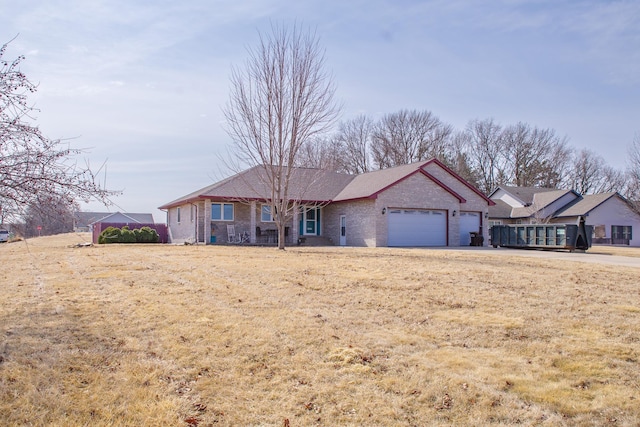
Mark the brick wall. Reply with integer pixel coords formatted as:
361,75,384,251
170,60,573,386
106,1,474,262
324,200,377,246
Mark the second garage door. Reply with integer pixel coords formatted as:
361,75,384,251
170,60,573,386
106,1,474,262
459,211,481,246
388,209,447,247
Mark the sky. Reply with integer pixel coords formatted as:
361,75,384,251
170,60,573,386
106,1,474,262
2,0,639,222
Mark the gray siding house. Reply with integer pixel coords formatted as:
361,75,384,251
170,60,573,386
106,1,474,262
73,211,155,232
159,159,495,247
488,186,640,246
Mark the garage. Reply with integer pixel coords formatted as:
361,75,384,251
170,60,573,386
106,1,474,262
459,211,481,246
387,209,447,247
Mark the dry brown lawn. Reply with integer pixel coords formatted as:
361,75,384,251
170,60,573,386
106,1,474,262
0,233,638,426
588,245,640,258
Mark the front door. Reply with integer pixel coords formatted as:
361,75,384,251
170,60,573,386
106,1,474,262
339,215,346,246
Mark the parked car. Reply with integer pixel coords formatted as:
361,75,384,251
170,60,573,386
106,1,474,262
0,230,9,243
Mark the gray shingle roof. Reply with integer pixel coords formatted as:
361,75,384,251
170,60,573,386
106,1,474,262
509,189,575,218
488,199,514,219
554,192,617,217
159,159,494,209
159,166,356,209
74,211,155,227
497,186,559,205
490,186,578,219
74,212,113,227
334,162,427,201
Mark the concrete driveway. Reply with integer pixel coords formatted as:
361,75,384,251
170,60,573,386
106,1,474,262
448,246,640,268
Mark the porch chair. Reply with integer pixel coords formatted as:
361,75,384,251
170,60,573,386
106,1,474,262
227,224,238,243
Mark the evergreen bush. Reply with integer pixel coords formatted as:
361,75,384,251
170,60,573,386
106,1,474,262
138,226,159,243
98,225,159,244
120,227,137,243
98,226,121,244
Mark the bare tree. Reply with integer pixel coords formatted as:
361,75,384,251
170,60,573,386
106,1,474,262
570,148,600,194
333,115,372,174
458,118,506,194
456,119,574,194
223,24,339,249
23,198,76,237
570,148,626,194
0,39,115,224
295,136,343,172
447,131,480,188
626,133,640,212
528,127,572,188
370,109,452,169
599,166,627,194
503,123,572,188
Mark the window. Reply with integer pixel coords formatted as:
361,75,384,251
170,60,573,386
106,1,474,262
211,203,234,221
177,207,181,223
488,220,502,227
611,225,632,241
261,204,274,222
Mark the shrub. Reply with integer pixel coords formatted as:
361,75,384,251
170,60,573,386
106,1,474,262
137,226,159,243
99,226,121,244
99,225,159,244
120,228,137,243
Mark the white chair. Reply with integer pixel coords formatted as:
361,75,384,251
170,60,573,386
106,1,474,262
227,224,237,243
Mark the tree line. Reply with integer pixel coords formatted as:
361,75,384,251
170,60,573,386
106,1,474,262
296,110,638,199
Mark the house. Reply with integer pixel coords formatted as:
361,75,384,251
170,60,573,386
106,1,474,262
488,186,640,246
74,211,155,232
158,159,495,247
73,211,168,244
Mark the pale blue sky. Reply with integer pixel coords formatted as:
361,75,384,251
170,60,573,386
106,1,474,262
3,0,639,221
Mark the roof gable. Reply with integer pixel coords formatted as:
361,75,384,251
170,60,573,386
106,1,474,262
490,187,580,219
554,192,620,217
89,212,154,224
333,159,493,205
422,158,495,206
489,185,561,206
333,162,429,202
74,212,112,227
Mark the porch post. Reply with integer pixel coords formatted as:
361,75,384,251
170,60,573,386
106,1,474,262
204,200,211,244
250,201,257,243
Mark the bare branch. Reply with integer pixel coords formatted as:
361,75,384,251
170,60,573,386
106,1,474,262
222,24,340,249
370,109,453,169
0,39,118,223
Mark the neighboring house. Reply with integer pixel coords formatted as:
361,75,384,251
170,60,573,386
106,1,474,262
159,159,495,247
74,212,155,232
488,186,640,246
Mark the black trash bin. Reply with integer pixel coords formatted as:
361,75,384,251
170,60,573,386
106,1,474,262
469,232,484,246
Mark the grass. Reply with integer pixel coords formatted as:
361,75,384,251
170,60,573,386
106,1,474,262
0,233,639,426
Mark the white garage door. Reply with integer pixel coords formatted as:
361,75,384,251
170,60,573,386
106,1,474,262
388,209,447,247
459,211,481,246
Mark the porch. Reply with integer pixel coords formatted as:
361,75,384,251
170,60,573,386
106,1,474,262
204,201,323,246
